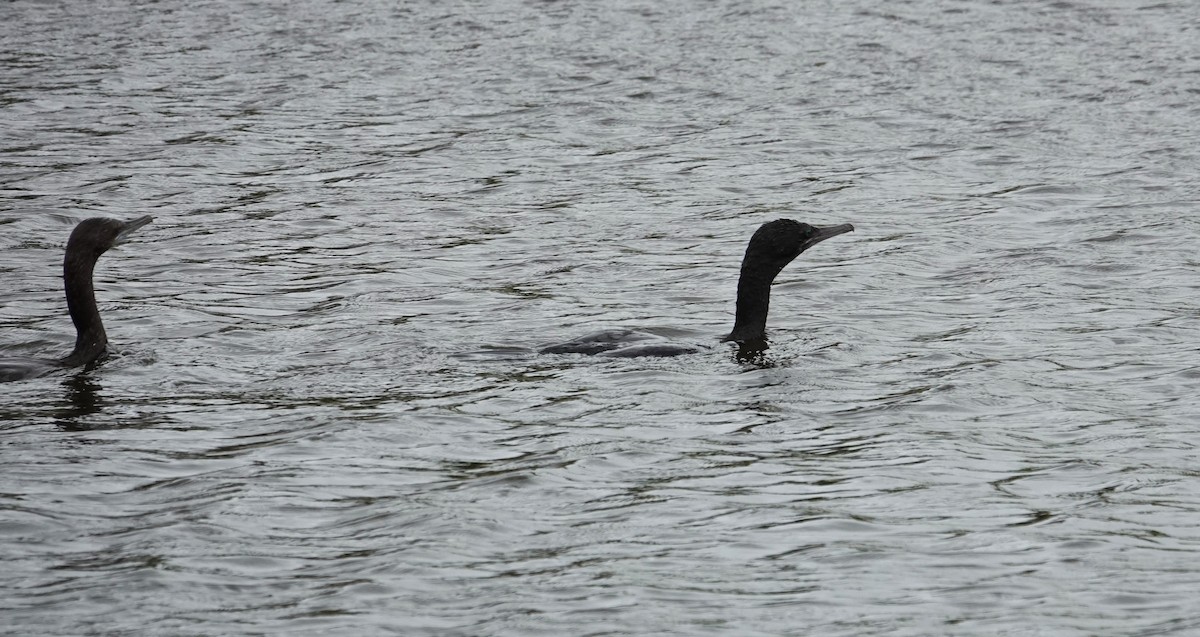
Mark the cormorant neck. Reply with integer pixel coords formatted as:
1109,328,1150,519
59,250,107,367
723,262,784,343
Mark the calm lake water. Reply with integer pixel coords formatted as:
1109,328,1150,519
2,0,1199,635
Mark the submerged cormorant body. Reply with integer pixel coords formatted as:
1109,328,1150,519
0,216,152,382
540,219,853,358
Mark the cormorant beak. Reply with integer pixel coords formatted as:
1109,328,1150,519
800,223,854,253
115,215,154,245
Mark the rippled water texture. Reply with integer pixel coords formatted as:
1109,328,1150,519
3,0,1200,635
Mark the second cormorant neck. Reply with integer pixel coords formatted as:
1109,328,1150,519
723,261,785,343
59,246,107,367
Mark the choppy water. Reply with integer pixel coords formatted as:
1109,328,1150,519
3,0,1199,634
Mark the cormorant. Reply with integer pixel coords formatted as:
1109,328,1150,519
540,219,853,358
0,216,152,382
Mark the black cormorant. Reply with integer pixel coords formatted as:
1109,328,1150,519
541,219,853,358
0,216,152,382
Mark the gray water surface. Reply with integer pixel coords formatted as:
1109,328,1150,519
2,1,1199,635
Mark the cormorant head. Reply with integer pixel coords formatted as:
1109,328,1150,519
66,216,153,261
744,218,854,272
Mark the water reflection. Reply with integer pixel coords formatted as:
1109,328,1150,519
54,372,103,431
